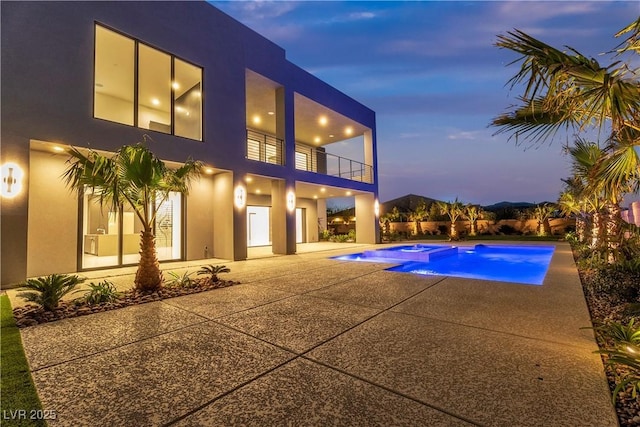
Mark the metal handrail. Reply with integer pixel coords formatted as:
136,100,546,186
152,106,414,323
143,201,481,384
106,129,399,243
295,143,373,184
246,129,284,165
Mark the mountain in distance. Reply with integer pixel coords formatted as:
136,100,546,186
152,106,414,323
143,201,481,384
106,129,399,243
380,195,553,213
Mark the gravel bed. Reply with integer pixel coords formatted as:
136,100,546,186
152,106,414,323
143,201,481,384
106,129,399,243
12,278,239,328
579,267,640,426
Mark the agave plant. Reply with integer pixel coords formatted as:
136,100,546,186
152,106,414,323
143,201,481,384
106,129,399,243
197,265,230,284
17,274,85,311
76,280,121,305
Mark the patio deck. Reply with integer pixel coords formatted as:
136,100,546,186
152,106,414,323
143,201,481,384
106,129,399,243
8,241,617,426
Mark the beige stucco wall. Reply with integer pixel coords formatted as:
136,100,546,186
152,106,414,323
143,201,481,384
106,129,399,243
27,150,78,277
297,197,319,243
185,175,215,260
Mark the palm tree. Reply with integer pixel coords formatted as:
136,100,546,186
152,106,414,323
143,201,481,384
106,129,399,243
379,206,401,237
438,198,464,239
408,200,429,236
64,142,202,292
463,204,484,236
492,22,639,259
491,22,639,148
530,203,555,236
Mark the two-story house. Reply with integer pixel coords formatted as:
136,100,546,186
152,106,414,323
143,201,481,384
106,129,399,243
1,1,379,287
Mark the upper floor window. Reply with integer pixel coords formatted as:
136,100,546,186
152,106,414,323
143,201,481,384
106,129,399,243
94,25,202,141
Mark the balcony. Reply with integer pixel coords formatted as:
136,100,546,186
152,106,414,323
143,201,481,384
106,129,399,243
246,129,284,165
295,143,373,184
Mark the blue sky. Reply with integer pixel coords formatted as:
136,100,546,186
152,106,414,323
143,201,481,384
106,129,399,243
213,1,639,206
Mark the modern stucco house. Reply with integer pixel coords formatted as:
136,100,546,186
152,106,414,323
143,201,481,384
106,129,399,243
1,1,379,287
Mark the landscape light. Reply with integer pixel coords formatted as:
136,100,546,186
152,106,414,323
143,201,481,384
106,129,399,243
374,199,380,217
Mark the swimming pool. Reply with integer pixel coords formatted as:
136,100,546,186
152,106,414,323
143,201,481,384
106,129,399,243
334,244,555,285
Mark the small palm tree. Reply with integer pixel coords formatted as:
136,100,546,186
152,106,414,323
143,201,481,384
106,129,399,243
463,204,484,236
197,265,231,284
407,201,429,236
63,141,202,292
438,198,464,239
17,274,85,311
531,203,555,236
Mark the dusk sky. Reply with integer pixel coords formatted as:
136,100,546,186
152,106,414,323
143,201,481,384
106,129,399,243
213,1,639,206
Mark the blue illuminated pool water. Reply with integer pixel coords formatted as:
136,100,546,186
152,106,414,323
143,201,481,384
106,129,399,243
334,244,555,285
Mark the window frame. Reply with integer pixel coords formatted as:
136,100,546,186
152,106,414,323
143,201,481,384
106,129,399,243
93,22,204,141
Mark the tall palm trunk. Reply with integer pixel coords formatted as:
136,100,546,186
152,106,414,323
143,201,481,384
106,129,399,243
450,222,457,238
135,229,162,291
576,216,586,242
469,221,476,236
591,212,601,249
606,202,622,263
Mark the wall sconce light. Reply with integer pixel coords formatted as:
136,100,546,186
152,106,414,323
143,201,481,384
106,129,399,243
286,191,296,212
234,185,246,209
1,162,24,198
374,199,380,217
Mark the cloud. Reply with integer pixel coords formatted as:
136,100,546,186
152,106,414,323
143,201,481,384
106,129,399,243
447,130,484,141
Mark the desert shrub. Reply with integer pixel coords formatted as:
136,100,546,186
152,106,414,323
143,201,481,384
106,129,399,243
17,274,85,311
77,280,121,305
347,229,356,241
320,229,333,241
332,234,350,243
594,320,640,402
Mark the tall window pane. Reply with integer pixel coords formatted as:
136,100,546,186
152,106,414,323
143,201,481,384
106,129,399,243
138,44,171,133
94,26,134,125
174,59,202,140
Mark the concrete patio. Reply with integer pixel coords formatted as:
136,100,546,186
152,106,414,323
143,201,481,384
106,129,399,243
10,241,617,426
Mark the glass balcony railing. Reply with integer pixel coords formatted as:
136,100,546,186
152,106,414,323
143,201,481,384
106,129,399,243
295,143,373,184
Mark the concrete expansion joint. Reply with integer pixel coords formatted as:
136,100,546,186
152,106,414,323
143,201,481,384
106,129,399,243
299,356,485,427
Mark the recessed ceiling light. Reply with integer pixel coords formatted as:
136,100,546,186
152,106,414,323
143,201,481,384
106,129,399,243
346,191,352,196
313,195,318,199
267,111,275,115
52,146,65,153
319,116,328,126
320,187,326,193
151,98,160,106
345,127,353,136
172,82,180,90
252,115,261,125
245,177,253,183
329,134,335,138
256,189,261,194
314,136,321,144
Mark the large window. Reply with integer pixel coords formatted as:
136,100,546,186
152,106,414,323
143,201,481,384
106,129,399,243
94,25,202,140
81,189,182,269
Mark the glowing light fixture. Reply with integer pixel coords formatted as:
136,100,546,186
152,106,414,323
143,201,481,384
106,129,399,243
234,185,246,209
319,116,328,126
345,126,354,136
313,136,321,144
1,162,24,198
151,98,160,106
320,187,326,193
204,167,214,175
252,115,261,125
267,111,275,115
256,189,261,194
52,146,65,153
245,176,253,183
346,191,352,196
172,81,180,90
374,199,380,217
313,195,318,199
286,191,296,212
